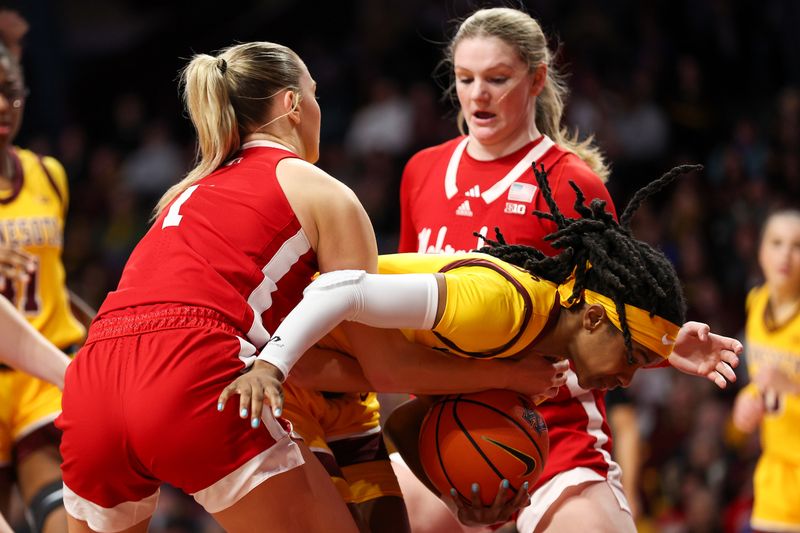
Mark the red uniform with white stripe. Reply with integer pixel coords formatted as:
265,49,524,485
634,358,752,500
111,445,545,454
57,142,317,529
399,135,627,528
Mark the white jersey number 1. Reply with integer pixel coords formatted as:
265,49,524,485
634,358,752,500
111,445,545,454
162,185,200,229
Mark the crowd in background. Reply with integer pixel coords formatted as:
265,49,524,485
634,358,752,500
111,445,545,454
6,1,800,532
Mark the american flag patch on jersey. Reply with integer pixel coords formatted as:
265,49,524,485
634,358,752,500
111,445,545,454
508,182,537,203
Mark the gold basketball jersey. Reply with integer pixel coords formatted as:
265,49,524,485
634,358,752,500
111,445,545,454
745,285,800,531
0,147,85,348
379,253,557,359
744,285,800,463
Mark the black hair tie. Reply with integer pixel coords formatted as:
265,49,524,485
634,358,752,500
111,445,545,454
217,57,227,75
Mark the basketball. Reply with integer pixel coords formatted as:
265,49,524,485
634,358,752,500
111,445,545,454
418,389,549,506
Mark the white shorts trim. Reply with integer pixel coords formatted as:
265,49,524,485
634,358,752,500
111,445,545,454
63,483,159,533
326,425,382,442
308,445,334,455
15,411,60,441
516,466,630,532
192,433,304,514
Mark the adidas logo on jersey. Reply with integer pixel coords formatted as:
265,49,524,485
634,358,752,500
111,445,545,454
464,185,481,198
455,200,473,217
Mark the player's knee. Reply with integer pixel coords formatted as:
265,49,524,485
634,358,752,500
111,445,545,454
26,480,64,533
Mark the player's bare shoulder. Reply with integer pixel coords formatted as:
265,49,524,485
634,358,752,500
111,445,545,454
275,157,368,251
275,157,358,207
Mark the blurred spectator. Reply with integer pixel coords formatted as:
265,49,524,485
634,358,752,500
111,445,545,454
345,77,413,157
120,119,186,205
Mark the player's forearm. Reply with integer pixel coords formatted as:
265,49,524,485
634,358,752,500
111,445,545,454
257,270,439,379
69,288,96,330
346,324,514,394
0,296,70,389
0,511,13,533
289,345,373,392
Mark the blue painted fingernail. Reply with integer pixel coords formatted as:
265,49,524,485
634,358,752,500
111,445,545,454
273,407,282,417
450,488,457,497
502,479,509,489
251,418,260,428
471,483,479,493
217,402,223,412
240,408,248,418
523,482,529,490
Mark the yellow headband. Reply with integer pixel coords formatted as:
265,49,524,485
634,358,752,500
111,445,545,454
557,277,680,359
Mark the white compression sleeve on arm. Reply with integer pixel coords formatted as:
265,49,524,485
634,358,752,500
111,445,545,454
256,270,439,379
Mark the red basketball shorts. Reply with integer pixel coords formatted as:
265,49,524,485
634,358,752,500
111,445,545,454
57,305,303,532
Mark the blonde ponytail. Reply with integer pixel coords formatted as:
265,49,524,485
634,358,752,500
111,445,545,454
154,54,239,216
154,42,303,218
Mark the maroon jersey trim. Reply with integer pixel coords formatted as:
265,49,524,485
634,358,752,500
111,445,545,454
434,258,533,359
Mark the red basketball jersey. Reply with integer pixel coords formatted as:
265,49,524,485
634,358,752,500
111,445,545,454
398,135,617,487
99,141,318,350
399,135,616,256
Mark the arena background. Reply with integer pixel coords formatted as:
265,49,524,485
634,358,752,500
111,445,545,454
6,0,800,531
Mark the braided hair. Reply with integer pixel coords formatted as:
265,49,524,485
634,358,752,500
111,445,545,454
477,163,699,362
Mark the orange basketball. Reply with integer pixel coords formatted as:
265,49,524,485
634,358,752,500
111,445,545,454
418,389,549,506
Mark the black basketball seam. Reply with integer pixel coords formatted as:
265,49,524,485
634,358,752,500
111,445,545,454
436,395,545,486
457,398,547,465
451,397,520,494
433,396,465,502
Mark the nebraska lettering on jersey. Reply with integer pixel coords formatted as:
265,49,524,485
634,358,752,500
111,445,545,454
416,225,489,255
99,142,318,351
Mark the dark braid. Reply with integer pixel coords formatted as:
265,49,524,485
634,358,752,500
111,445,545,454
620,164,702,228
477,163,693,362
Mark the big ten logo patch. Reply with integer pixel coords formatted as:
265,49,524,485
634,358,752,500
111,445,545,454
504,202,526,215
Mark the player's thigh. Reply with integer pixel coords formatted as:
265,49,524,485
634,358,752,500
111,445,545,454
0,512,12,533
16,443,61,501
0,469,11,516
533,480,635,533
356,496,408,533
66,514,150,533
212,443,358,533
391,458,490,533
16,443,68,533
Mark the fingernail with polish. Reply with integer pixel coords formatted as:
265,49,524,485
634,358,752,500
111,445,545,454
217,402,223,412
450,488,457,498
251,418,260,428
471,483,479,493
273,407,282,417
502,479,509,489
240,408,248,418
523,481,529,491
